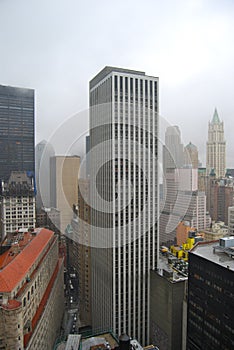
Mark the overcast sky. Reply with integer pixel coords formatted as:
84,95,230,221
1,0,234,166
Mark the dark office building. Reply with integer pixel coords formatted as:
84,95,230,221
187,238,234,350
0,85,35,184
86,135,90,177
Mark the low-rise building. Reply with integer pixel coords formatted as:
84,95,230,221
0,228,64,350
176,221,196,246
200,221,228,241
36,206,60,235
55,332,154,350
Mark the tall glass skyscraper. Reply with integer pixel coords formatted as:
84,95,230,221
0,85,35,183
89,67,159,344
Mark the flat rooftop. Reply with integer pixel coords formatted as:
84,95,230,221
90,66,146,89
82,332,119,350
65,334,81,350
0,84,34,96
191,241,234,271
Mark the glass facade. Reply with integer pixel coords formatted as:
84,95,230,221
0,85,35,183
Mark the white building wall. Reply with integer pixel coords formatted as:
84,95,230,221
90,67,158,345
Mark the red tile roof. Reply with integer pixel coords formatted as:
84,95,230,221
1,299,21,310
0,228,54,293
0,232,34,269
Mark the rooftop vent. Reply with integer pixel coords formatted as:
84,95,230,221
219,236,234,248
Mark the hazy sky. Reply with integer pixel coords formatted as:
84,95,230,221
1,0,234,166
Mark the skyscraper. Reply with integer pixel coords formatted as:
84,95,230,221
163,125,184,171
35,140,55,208
50,155,80,233
184,142,199,169
161,125,185,246
0,85,35,183
206,108,226,178
89,66,158,344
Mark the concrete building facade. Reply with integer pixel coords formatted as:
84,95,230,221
35,140,55,209
89,66,158,344
50,156,80,234
36,207,61,235
228,206,234,235
160,168,210,246
67,178,91,327
150,267,187,350
184,142,198,169
0,172,36,242
209,178,234,225
0,228,64,350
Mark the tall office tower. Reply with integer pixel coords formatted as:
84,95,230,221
198,167,207,192
0,171,36,242
89,67,158,344
206,108,226,178
160,126,185,245
50,156,80,233
0,85,34,185
163,125,184,171
160,167,211,246
187,238,234,350
35,140,55,208
184,142,198,169
182,190,211,231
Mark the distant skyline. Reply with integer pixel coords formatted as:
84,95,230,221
1,0,234,166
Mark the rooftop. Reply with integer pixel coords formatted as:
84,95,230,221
211,108,221,124
190,240,234,271
157,253,188,281
82,332,119,350
55,332,152,350
65,335,81,350
0,228,54,292
0,84,34,96
1,171,34,196
186,142,197,150
90,66,147,89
